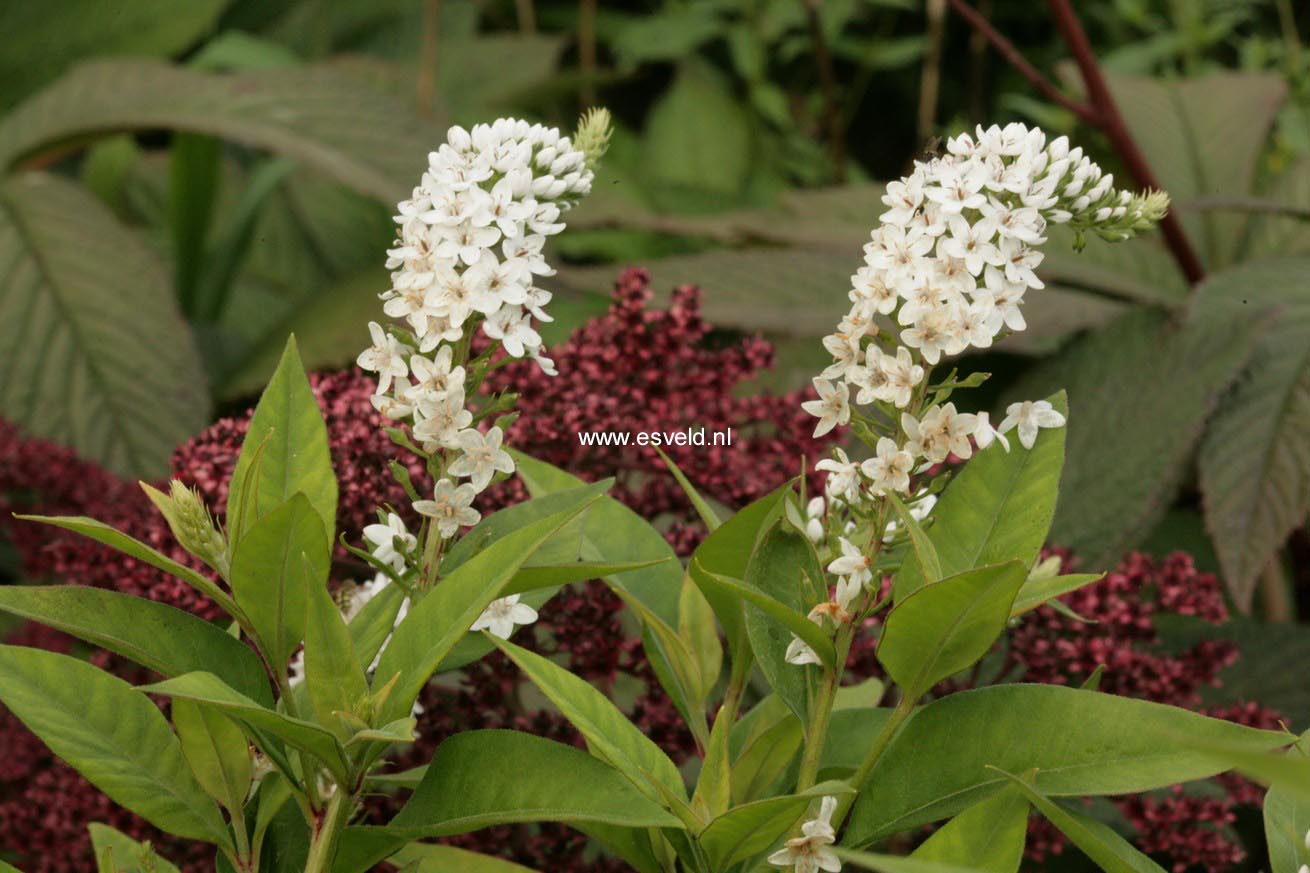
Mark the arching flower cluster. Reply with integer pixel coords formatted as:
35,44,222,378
349,113,610,651
796,123,1168,653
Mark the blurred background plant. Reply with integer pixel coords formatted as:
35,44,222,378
3,0,1310,869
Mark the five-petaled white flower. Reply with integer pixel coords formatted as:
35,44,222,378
448,426,516,490
827,537,873,610
413,478,482,538
802,379,851,438
767,795,841,873
357,322,408,394
998,399,1065,449
860,438,914,496
472,594,539,639
362,513,417,571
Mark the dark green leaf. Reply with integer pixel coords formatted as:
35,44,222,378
911,787,1028,873
305,557,369,736
88,822,183,873
172,699,253,816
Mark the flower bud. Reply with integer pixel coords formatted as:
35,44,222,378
573,106,614,170
141,480,230,576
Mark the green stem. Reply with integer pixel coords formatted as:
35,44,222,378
833,694,916,827
303,789,351,873
795,628,852,792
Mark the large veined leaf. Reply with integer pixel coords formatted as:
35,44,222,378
642,60,752,203
1246,158,1310,260
389,730,684,837
895,393,1065,599
1105,72,1287,270
0,584,270,705
843,684,1287,846
0,1,227,110
0,645,230,847
1040,229,1189,307
1004,308,1258,568
0,172,208,476
1191,257,1310,609
0,60,444,203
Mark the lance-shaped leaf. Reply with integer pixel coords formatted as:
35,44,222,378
373,484,607,722
388,730,684,837
887,493,941,588
894,393,1065,599
229,492,330,670
489,636,688,804
141,671,350,783
994,768,1167,873
910,787,1028,873
743,520,825,721
0,645,230,847
1010,573,1104,618
692,561,837,670
655,447,723,532
835,849,993,873
0,173,208,478
698,782,852,871
1264,733,1310,873
877,561,1027,702
88,823,183,873
0,583,270,705
304,554,368,737
505,558,674,595
172,699,252,817
844,684,1288,846
12,515,238,617
389,844,540,872
226,336,337,546
348,582,406,672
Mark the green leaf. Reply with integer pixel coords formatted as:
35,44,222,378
347,581,407,673
0,60,445,203
1005,310,1258,568
692,562,837,670
994,768,1166,873
730,697,803,804
1011,573,1104,618
887,492,942,590
489,636,688,803
304,556,369,736
836,848,1002,873
691,702,733,824
744,520,825,721
388,730,684,837
0,583,270,705
373,486,606,722
229,493,329,670
0,1,226,110
1264,734,1310,873
679,575,723,707
388,844,539,872
506,559,674,595
1193,257,1310,609
172,699,253,817
88,822,182,873
226,336,337,546
844,684,1287,846
0,645,230,847
877,561,1027,702
641,61,752,203
142,671,350,783
656,447,723,531
689,486,789,685
1173,734,1310,803
1106,71,1287,269
894,392,1066,599
910,787,1028,873
698,782,851,871
0,173,208,477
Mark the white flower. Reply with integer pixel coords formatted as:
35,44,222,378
998,399,1065,449
816,448,860,505
412,390,474,451
902,403,977,463
827,537,872,610
972,411,1010,452
801,379,850,438
767,796,840,873
472,594,538,639
357,322,408,394
362,513,416,571
877,347,924,408
447,426,515,490
784,636,823,667
413,478,481,538
861,438,913,496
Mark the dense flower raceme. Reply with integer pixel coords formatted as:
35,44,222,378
793,123,1167,667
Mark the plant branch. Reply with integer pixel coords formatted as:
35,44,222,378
945,0,1095,122
832,694,916,830
803,0,847,182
